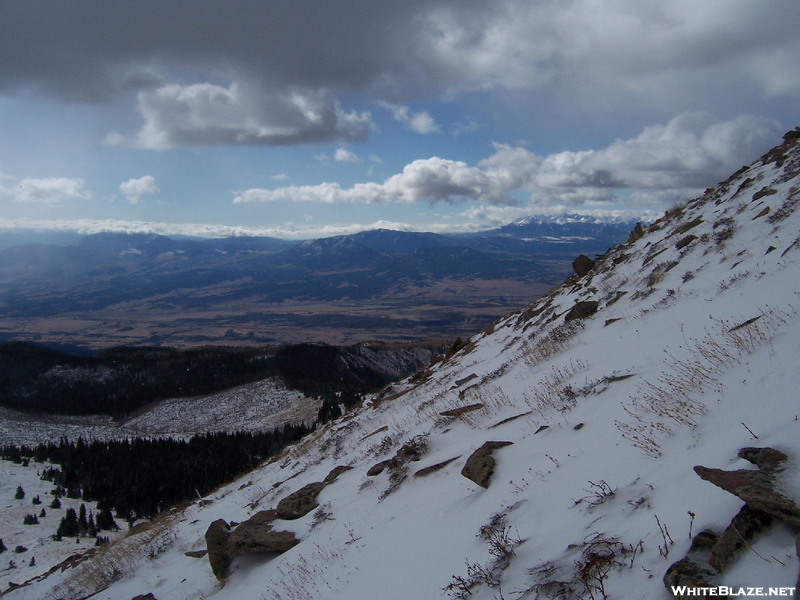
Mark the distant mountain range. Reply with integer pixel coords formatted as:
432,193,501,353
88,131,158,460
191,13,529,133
0,217,639,348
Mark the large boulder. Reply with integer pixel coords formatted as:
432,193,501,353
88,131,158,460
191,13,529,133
572,254,596,277
694,465,800,527
737,447,789,472
663,558,716,598
323,465,353,484
276,465,352,519
204,519,231,581
627,222,645,243
276,481,327,520
565,301,599,322
225,509,299,555
663,530,719,598
709,504,773,572
461,441,513,489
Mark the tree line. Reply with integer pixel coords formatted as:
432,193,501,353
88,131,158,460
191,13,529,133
0,341,429,419
1,423,311,525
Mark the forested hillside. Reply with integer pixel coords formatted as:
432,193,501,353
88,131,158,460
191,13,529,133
0,340,438,417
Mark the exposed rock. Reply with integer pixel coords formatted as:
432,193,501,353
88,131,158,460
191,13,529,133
709,504,773,572
688,529,718,553
675,234,697,250
184,550,207,558
454,373,478,387
694,465,800,526
132,595,157,600
205,519,231,581
367,459,392,477
395,438,427,462
572,254,596,277
488,411,532,429
737,447,789,472
564,301,599,322
276,481,328,520
445,337,468,359
359,425,388,441
440,403,484,417
673,216,704,236
367,437,428,477
414,457,459,477
663,530,720,597
461,441,513,489
753,206,771,219
324,465,353,484
227,512,300,555
627,222,645,243
663,558,716,598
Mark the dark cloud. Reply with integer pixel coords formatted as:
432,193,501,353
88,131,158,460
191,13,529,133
2,1,797,148
4,1,798,103
133,83,374,148
0,0,458,100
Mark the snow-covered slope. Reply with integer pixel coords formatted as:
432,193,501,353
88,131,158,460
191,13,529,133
6,130,800,600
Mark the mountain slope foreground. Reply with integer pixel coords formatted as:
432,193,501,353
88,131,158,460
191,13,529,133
6,129,800,599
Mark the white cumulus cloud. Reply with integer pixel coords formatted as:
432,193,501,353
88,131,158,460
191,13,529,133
334,148,361,163
0,176,90,206
379,102,439,134
232,113,782,210
135,82,374,150
119,175,159,204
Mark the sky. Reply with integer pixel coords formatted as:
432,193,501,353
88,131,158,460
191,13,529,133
0,0,798,240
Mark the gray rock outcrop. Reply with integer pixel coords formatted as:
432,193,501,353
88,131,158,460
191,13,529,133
693,464,800,526
226,510,300,555
737,446,789,472
572,254,596,277
205,519,231,581
708,504,772,572
565,301,599,322
461,441,513,488
276,481,328,520
276,464,352,520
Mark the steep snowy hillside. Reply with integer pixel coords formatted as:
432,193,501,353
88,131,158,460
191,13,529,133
5,129,800,600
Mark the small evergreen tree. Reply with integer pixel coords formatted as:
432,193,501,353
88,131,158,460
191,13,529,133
39,508,46,518
31,494,41,505
78,503,88,535
14,486,24,500
23,514,39,525
29,556,35,567
49,497,61,509
96,509,119,531
57,508,79,538
0,538,6,553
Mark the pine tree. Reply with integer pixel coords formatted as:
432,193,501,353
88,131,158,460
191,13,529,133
49,497,61,509
78,503,88,535
14,486,24,500
57,508,79,538
0,538,6,553
87,512,97,536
